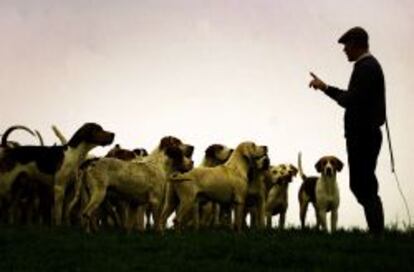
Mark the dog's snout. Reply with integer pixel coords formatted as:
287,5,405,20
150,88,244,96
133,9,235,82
185,145,194,158
325,166,333,176
107,133,115,144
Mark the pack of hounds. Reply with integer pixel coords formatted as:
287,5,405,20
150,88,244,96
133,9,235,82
0,123,344,233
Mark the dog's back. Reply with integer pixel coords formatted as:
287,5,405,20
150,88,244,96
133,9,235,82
1,146,65,175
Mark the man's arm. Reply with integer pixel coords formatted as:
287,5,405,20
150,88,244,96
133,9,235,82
309,68,370,108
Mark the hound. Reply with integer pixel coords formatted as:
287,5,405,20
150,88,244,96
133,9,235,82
298,152,343,232
0,123,115,225
243,155,271,229
264,163,298,229
169,144,233,228
79,136,193,232
167,141,267,232
201,144,234,167
199,144,234,227
0,125,38,224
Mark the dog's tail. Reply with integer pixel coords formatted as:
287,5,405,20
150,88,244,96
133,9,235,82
298,152,307,181
1,125,35,147
52,125,67,145
169,172,193,183
35,130,44,146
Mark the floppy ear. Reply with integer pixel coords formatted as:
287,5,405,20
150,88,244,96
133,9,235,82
334,157,344,172
165,146,182,160
184,145,194,158
68,123,102,147
205,144,221,158
315,159,324,173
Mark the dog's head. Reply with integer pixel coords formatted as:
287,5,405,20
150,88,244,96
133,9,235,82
132,148,148,158
105,144,136,161
248,154,270,182
315,156,343,177
159,136,194,158
267,164,298,186
203,144,233,167
68,123,115,148
236,141,268,162
165,146,194,173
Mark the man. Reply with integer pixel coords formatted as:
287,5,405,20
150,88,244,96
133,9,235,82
309,27,386,235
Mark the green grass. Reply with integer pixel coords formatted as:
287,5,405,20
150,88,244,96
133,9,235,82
1,225,413,272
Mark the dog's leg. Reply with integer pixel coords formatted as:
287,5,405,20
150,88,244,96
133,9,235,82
148,191,162,231
53,184,65,226
300,203,308,229
257,196,266,229
125,204,139,233
317,209,328,231
82,189,107,232
266,213,272,229
300,200,309,229
279,211,286,230
157,185,177,232
199,202,213,227
66,170,83,224
158,200,176,232
331,209,338,232
174,197,195,232
233,203,245,233
192,200,200,230
135,206,146,232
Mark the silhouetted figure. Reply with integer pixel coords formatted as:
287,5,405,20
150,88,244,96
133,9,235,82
309,27,386,235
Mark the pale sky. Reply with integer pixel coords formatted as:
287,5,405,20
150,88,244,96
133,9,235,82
1,0,413,229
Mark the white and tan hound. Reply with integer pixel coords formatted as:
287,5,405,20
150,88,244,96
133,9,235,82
298,152,343,232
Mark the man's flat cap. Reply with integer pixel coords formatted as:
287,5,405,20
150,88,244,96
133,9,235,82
338,27,368,44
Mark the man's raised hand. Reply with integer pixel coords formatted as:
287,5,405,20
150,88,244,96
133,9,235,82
309,72,328,91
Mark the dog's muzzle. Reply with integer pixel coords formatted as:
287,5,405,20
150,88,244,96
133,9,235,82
325,167,334,177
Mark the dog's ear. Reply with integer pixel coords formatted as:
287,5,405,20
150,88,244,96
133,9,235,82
205,144,222,158
315,158,324,173
184,144,194,158
334,157,344,172
165,146,182,160
133,148,148,157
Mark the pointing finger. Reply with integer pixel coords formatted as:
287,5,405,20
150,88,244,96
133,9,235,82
310,72,318,80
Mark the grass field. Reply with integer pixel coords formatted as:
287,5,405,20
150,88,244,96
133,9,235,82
1,225,413,272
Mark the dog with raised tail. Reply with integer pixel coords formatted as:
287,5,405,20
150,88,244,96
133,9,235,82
298,152,343,232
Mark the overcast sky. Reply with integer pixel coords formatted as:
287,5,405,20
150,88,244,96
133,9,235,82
1,0,413,229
